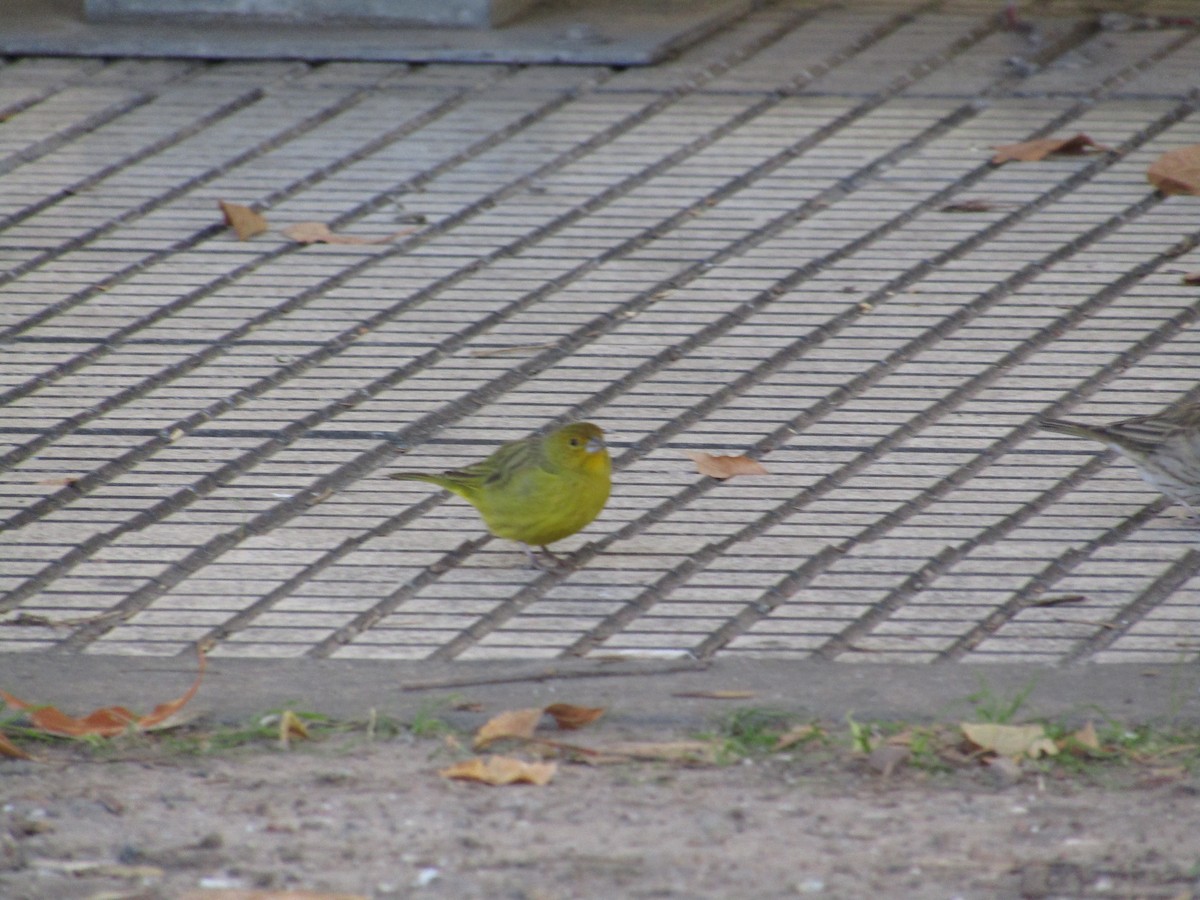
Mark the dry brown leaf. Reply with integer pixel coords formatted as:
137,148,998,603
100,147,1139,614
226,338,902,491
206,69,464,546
991,133,1111,165
961,722,1058,760
278,710,310,749
1148,145,1200,195
1,613,62,628
0,651,205,738
439,755,556,786
685,451,769,480
473,707,543,750
281,222,413,245
1062,720,1101,755
544,703,605,730
939,198,999,213
0,730,32,760
1182,271,1200,285
1027,594,1086,608
37,476,80,487
218,200,268,240
773,723,822,751
671,689,757,700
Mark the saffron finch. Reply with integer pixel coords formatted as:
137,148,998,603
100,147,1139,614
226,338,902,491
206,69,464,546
1037,402,1200,512
389,422,611,565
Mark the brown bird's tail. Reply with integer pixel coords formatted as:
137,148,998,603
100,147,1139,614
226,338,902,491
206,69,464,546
1035,416,1110,443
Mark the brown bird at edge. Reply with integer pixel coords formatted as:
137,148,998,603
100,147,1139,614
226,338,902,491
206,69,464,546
1036,402,1200,514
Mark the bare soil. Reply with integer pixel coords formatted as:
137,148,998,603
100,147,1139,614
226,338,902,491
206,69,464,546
3,723,1200,900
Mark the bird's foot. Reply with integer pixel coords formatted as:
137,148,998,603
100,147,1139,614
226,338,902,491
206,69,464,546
522,545,566,570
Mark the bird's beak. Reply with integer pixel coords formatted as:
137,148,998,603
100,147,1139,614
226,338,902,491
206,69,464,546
586,437,605,454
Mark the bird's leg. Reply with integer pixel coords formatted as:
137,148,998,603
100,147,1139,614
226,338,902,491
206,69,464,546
521,544,565,569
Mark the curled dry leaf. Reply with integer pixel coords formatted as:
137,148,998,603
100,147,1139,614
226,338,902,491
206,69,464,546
685,451,769,480
991,133,1111,165
218,200,268,240
544,703,605,730
939,198,999,213
278,710,310,749
0,651,205,738
1147,145,1200,195
37,476,80,487
472,707,543,750
961,722,1058,760
1027,594,1086,608
281,222,414,245
440,755,556,786
1063,720,1102,755
0,731,32,760
1183,272,1200,285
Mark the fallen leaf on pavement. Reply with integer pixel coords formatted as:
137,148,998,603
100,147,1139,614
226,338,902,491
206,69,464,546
0,731,32,760
218,200,268,239
938,198,1001,213
544,703,605,730
473,707,543,750
440,755,556,786
1147,145,1200,195
278,710,310,749
961,722,1058,760
0,651,205,739
686,451,769,480
1027,594,1086,608
281,222,413,245
991,133,1111,164
1061,721,1102,755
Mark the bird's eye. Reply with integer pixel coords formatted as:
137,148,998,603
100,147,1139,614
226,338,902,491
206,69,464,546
569,438,580,447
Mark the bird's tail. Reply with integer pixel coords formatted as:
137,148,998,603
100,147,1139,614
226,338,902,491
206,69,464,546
388,471,441,484
388,470,476,501
1035,416,1108,443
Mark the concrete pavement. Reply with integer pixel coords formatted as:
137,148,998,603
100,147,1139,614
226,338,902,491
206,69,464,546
4,0,1200,721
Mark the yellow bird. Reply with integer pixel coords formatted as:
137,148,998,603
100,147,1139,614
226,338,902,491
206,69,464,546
389,422,612,566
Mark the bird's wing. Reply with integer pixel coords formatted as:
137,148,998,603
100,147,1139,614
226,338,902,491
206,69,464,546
449,433,544,490
1108,408,1200,451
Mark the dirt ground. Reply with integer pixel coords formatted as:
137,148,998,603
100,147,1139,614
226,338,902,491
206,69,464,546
3,718,1200,900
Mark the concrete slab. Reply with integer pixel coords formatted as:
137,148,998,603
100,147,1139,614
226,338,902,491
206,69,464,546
3,655,1198,728
4,1,1200,720
0,0,753,65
